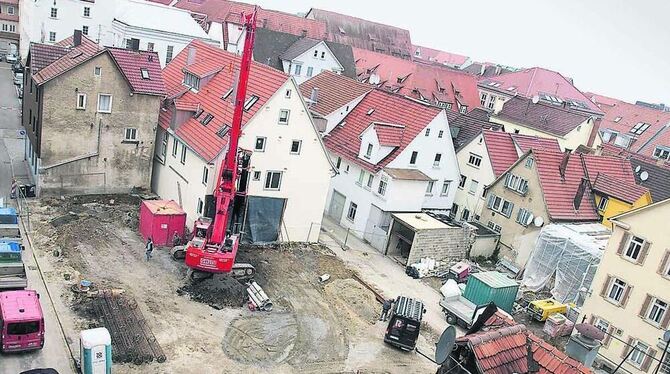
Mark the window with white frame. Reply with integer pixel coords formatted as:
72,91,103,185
458,175,467,189
161,132,168,158
600,129,617,143
347,202,357,221
647,298,668,325
278,109,290,124
252,171,261,181
49,32,56,42
294,64,302,75
366,174,374,189
487,194,514,218
97,94,112,113
469,180,478,195
306,67,313,77
630,122,650,135
94,66,101,76
468,153,482,168
180,144,187,164
140,68,150,80
409,151,418,165
525,157,534,169
254,137,266,152
426,181,434,195
84,6,91,17
202,166,209,185
504,174,529,195
461,208,470,221
166,45,174,63
654,146,670,160
82,26,89,35
460,106,467,114
516,208,532,226
624,236,645,261
438,130,444,138
597,197,608,212
264,171,282,190
487,96,496,109
123,128,138,142
290,140,302,154
614,134,632,148
433,153,442,167
183,72,200,90
365,144,373,159
425,128,431,137
7,6,15,15
627,340,649,368
480,92,488,106
357,170,365,186
172,138,178,157
441,180,450,196
607,278,627,303
487,221,502,233
378,176,388,196
76,93,86,110
285,89,291,98
50,7,58,18
594,318,609,333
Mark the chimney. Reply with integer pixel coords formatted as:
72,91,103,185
565,323,605,368
559,149,571,180
310,87,319,104
479,64,486,76
186,46,197,66
301,29,308,37
73,30,82,47
495,65,502,75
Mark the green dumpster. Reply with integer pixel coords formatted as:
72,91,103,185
463,271,519,313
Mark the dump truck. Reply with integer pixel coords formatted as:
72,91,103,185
0,242,27,290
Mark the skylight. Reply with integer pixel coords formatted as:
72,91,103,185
216,125,229,138
200,113,214,126
506,86,516,91
366,108,375,116
194,108,204,118
630,122,650,135
613,116,622,123
140,68,150,80
243,95,259,112
221,88,233,100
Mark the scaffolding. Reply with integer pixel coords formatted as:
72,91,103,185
521,223,610,305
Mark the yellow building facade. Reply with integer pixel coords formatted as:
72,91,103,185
595,192,653,229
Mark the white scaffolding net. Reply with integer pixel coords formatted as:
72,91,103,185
521,223,610,305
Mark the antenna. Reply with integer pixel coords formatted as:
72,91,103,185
435,326,457,365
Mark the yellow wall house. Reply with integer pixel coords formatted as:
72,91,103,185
591,172,653,228
580,198,670,373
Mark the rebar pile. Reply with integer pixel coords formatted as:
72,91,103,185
94,290,166,364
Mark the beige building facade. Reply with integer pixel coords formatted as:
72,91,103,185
580,199,670,373
490,115,595,152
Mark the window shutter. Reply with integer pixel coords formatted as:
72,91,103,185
638,294,652,318
621,337,634,358
621,285,633,307
487,193,495,208
662,305,670,329
658,250,670,275
617,232,631,255
637,241,651,265
600,275,612,297
641,347,657,372
603,326,613,346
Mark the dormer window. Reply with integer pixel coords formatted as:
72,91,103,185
183,72,200,90
365,144,373,159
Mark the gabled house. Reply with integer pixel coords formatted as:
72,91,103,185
151,40,333,243
587,92,670,160
22,31,165,195
491,96,598,151
323,89,460,251
252,28,355,84
305,8,412,59
353,47,481,113
453,129,560,223
580,198,670,374
299,71,371,134
482,150,641,267
477,67,603,117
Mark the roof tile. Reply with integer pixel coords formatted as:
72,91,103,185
494,96,593,137
299,70,371,117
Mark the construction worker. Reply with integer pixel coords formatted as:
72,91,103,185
145,237,154,261
380,298,394,322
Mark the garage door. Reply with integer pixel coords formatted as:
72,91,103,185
328,190,346,221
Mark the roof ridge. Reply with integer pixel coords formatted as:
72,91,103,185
469,324,527,345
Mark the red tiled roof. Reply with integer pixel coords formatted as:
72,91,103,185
483,130,561,177
586,92,670,157
494,96,593,137
479,67,602,114
299,70,371,117
29,44,71,73
457,312,591,374
32,36,101,85
160,39,289,162
106,48,165,96
353,47,481,112
171,0,327,40
324,89,441,172
0,13,18,22
183,60,225,78
592,172,649,204
412,45,469,66
308,8,412,58
533,149,637,221
373,123,405,147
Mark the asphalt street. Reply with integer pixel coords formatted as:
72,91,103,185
0,62,76,374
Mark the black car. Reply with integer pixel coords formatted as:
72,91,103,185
20,369,59,374
383,296,425,351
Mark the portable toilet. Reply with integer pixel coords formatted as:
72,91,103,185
80,327,112,374
138,200,186,246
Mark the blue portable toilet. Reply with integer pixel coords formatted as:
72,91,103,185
80,327,112,374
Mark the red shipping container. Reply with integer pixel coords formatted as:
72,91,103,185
138,200,186,246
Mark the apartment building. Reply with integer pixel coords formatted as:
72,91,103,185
0,0,19,55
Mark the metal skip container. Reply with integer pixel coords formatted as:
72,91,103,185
463,271,519,313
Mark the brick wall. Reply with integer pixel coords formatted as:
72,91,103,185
407,226,470,271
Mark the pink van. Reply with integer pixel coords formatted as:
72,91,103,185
0,290,44,353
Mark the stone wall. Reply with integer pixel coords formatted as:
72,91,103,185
407,226,470,271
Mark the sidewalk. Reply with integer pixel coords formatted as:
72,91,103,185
319,216,449,335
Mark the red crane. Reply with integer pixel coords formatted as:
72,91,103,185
172,9,257,281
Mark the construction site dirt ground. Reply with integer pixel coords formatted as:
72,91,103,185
27,195,440,373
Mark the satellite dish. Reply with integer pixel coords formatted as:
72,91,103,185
525,213,534,226
531,95,540,104
635,165,641,173
663,330,670,343
435,326,457,365
640,171,649,181
533,216,544,227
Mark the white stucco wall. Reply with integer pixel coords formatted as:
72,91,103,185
322,93,368,135
284,42,344,84
453,134,497,220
